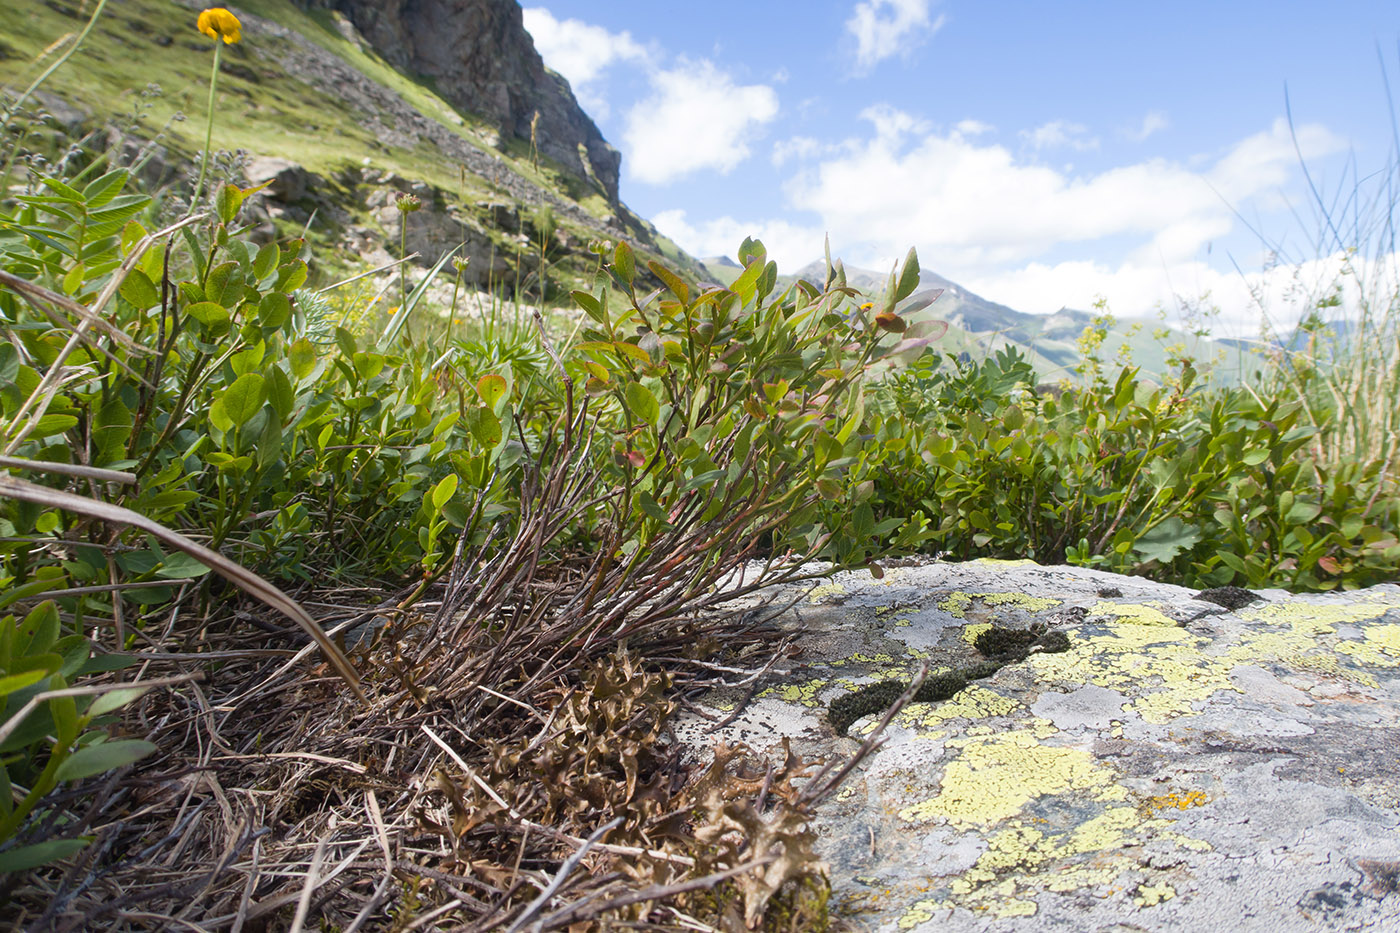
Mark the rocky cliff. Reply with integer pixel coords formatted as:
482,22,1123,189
299,0,621,204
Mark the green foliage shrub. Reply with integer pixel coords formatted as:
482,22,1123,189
863,342,1400,589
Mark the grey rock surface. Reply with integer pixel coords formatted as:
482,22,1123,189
678,559,1400,931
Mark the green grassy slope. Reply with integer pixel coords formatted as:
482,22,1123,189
0,0,706,294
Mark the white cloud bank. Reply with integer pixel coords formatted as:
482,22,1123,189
845,0,946,72
653,107,1351,333
523,7,779,184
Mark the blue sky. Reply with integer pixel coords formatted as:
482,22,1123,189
523,1,1399,333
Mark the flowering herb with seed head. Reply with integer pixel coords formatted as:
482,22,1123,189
196,7,242,44
395,192,422,213
190,8,243,210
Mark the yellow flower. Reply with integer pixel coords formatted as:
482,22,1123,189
197,8,242,44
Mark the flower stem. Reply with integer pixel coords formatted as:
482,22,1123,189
191,42,223,211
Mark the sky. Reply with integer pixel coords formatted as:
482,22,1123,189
522,1,1400,335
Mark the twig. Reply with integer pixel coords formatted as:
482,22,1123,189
506,817,621,933
0,455,137,485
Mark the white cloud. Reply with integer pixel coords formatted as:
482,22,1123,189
955,119,994,137
522,7,650,116
777,110,1343,273
1022,120,1100,152
665,109,1352,335
623,60,779,185
961,248,1400,338
1128,110,1170,142
845,0,946,72
772,136,825,167
652,209,828,270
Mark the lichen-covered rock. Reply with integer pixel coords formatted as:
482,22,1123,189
677,559,1400,931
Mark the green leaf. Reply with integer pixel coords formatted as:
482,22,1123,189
40,176,85,203
289,338,317,380
571,290,605,323
16,601,60,657
82,168,129,207
894,246,921,302
0,669,49,698
352,352,386,382
258,291,291,328
54,739,158,782
1285,500,1322,526
252,241,280,281
184,300,230,333
729,260,764,305
476,374,508,411
208,397,234,434
266,366,294,419
118,270,159,310
1132,517,1201,565
216,182,244,224
647,261,689,305
431,473,459,511
30,413,78,438
87,686,150,718
625,381,659,427
613,241,635,284
220,374,268,428
0,839,91,874
466,406,502,448
276,259,308,293
156,551,214,579
638,491,671,526
204,261,243,307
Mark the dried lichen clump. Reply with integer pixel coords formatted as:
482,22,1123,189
827,626,1072,734
430,649,836,929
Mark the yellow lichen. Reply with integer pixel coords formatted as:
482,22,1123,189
1336,623,1400,667
972,558,1040,568
760,678,829,706
1134,882,1176,906
1089,601,1178,627
962,622,993,645
807,582,845,604
899,730,1125,826
940,592,1062,620
1239,599,1394,634
899,685,1021,730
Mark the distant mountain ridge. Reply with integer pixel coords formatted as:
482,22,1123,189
700,256,1259,383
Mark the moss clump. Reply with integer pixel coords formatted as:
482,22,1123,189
914,670,969,703
1195,586,1261,610
826,625,1073,735
974,626,1039,660
963,659,1005,681
828,681,906,735
975,624,1071,663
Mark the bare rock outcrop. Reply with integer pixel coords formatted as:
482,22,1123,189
299,0,621,203
678,559,1400,931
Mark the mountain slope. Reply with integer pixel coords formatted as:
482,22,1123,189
0,0,704,292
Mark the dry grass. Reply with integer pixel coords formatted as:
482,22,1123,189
0,385,900,932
